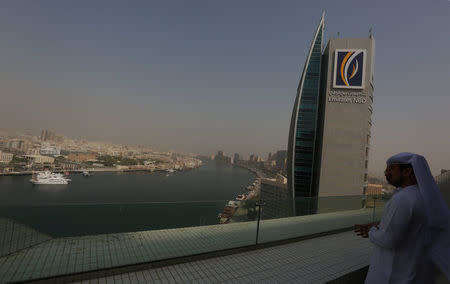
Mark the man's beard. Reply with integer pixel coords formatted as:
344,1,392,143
388,177,404,188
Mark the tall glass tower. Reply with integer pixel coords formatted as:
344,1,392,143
287,14,324,215
287,14,375,216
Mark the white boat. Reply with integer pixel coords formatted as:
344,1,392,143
166,169,176,173
30,171,71,185
82,171,92,177
236,194,246,201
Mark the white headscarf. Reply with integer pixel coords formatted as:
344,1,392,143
387,152,449,279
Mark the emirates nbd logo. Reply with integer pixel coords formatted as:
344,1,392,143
333,49,366,89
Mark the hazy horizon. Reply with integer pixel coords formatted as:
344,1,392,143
1,1,449,177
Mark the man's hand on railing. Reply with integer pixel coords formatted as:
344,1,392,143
354,222,379,238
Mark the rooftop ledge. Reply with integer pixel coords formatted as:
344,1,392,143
0,209,383,283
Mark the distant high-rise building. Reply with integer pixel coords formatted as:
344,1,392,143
0,140,6,150
40,129,55,141
248,155,262,163
40,130,47,141
215,150,231,163
233,153,241,162
287,14,375,215
274,150,287,169
7,139,29,153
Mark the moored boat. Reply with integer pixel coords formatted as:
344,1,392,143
30,171,71,185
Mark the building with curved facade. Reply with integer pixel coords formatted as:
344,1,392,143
287,14,375,215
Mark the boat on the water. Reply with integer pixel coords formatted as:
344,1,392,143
30,171,71,185
82,171,92,177
236,194,246,201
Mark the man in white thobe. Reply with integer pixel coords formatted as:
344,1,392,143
357,153,449,283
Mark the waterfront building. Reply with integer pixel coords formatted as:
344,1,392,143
0,151,14,164
92,163,105,167
287,14,375,215
24,155,55,164
234,153,241,163
67,153,98,163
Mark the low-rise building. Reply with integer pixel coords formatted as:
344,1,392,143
67,153,97,163
0,151,14,163
40,145,61,156
92,163,104,167
116,165,129,170
24,155,55,164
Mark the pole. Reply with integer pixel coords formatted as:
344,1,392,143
255,200,265,245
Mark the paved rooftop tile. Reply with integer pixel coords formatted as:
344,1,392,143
83,231,373,284
0,218,51,257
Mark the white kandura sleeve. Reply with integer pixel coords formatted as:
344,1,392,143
368,198,413,249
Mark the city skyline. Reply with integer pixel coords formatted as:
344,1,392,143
0,127,283,160
1,1,449,177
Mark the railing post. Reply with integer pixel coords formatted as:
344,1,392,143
255,200,265,245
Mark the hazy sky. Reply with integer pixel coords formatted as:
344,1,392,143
0,0,449,176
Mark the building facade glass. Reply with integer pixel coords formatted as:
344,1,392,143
287,15,324,215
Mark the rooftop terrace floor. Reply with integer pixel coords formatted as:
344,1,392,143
74,231,373,284
1,209,383,283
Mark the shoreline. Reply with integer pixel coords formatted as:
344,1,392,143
217,163,263,224
0,166,202,177
233,163,265,179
